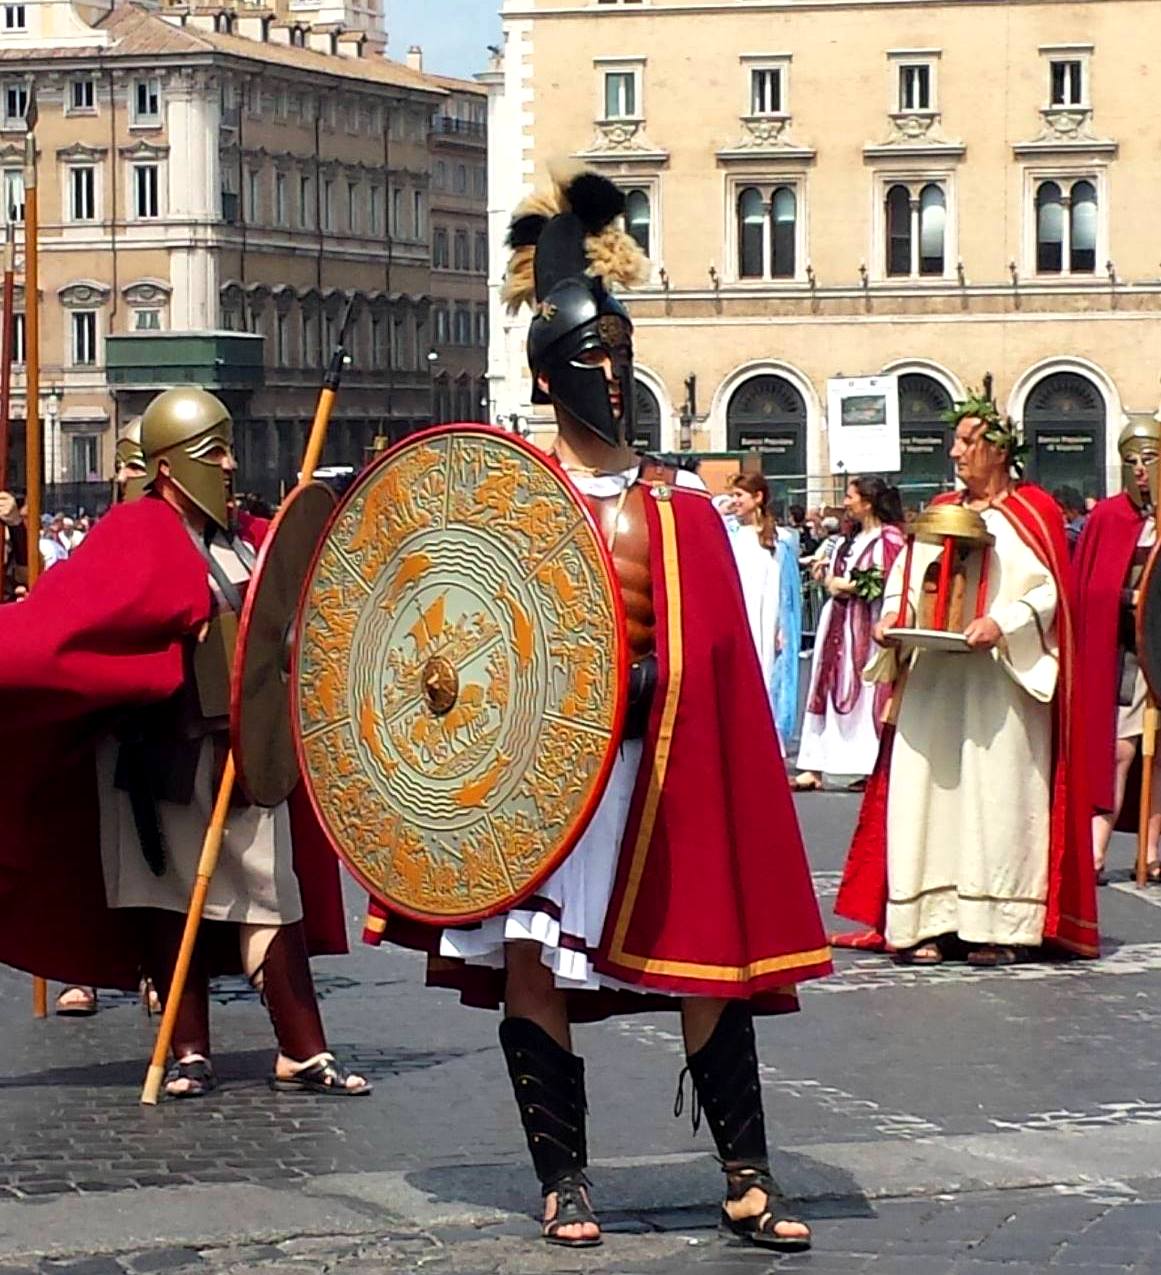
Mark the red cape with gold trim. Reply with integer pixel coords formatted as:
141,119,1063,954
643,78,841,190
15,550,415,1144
834,483,1099,957
365,478,833,1019
1072,491,1145,818
0,497,347,990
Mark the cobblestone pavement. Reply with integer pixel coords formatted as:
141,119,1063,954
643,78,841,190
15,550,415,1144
0,796,1159,1273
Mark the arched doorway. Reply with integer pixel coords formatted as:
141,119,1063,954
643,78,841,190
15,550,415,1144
1023,371,1106,499
632,379,661,452
897,373,954,506
726,374,806,511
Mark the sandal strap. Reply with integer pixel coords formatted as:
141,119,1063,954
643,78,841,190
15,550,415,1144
543,1171,597,1227
722,1161,775,1202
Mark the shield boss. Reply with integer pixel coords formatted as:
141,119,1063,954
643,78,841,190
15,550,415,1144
293,427,627,924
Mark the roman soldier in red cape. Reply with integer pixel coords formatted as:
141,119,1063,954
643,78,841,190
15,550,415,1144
0,387,367,1099
833,391,1098,965
361,170,831,1252
1073,418,1161,883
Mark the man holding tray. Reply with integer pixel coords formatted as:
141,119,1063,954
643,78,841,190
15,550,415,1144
833,391,1098,966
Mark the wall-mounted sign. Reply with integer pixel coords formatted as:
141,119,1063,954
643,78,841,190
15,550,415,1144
826,375,901,475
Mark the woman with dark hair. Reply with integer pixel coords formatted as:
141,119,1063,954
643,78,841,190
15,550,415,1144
723,474,781,720
794,476,905,791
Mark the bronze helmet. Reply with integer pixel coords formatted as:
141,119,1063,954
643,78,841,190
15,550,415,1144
1118,418,1161,511
113,416,147,504
140,388,235,529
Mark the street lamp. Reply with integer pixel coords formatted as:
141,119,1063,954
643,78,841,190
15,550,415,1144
45,387,59,488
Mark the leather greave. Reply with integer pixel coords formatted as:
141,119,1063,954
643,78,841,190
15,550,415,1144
498,1017,588,1194
139,909,210,1062
253,922,327,1063
683,1001,769,1168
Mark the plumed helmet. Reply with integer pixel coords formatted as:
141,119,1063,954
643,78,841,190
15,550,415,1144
113,416,147,504
141,388,235,529
1118,417,1161,510
502,166,648,447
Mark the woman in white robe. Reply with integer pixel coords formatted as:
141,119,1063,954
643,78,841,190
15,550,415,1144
723,473,781,698
795,477,905,789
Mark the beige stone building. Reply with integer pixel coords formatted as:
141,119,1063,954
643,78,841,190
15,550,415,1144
487,0,1159,506
0,0,485,505
413,50,489,426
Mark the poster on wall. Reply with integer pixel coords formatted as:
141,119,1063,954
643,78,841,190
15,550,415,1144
826,375,901,475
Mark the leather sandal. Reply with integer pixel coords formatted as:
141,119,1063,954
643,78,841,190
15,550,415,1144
542,1171,602,1249
892,942,944,966
967,944,1032,967
720,1166,810,1253
269,1051,372,1096
164,1054,216,1100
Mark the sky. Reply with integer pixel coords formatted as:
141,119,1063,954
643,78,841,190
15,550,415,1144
388,0,503,80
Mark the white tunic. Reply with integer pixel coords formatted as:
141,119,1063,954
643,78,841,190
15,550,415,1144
439,463,703,992
796,528,894,777
728,523,781,690
872,507,1058,949
98,537,302,927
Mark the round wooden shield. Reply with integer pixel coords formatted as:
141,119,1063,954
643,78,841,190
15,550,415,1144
231,481,337,807
1137,540,1161,701
292,425,628,925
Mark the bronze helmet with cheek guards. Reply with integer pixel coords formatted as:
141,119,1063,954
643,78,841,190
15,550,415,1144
1118,418,1161,511
140,387,235,529
113,416,147,504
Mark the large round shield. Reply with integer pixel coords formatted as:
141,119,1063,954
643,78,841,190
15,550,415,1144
293,426,628,925
1137,540,1161,701
231,481,337,807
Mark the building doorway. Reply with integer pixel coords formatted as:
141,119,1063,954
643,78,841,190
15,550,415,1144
1023,371,1107,500
897,373,954,508
633,379,661,452
726,374,806,512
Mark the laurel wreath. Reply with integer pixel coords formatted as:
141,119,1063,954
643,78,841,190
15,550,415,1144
941,390,1029,474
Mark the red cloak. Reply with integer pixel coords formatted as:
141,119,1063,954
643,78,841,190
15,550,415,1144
834,483,1099,958
0,497,346,990
364,481,833,1019
1072,492,1145,816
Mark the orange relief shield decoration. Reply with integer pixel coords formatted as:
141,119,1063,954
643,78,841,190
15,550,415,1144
292,426,628,925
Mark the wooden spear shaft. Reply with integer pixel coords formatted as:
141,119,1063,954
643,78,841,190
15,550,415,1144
141,315,350,1105
0,223,14,492
22,118,47,1020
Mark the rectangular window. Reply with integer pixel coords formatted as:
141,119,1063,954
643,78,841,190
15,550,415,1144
347,181,358,233
12,310,24,363
435,307,448,344
4,5,26,30
474,231,487,273
371,315,384,369
1050,59,1084,106
299,175,313,229
453,164,467,194
433,226,449,268
454,230,469,270
899,64,931,111
71,435,98,482
475,309,487,347
454,308,471,346
276,312,289,366
369,186,382,235
71,310,97,365
603,71,637,119
69,166,96,221
392,187,404,236
70,78,95,111
433,161,446,190
246,168,260,222
133,308,161,331
275,172,287,226
750,68,781,115
413,190,424,239
3,167,23,222
132,77,161,124
4,82,27,124
473,167,486,198
133,164,159,218
301,311,315,365
322,179,334,231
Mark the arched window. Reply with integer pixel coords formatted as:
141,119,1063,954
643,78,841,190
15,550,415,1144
625,189,651,257
1024,370,1106,498
1070,180,1097,274
886,184,911,276
918,183,945,275
770,186,796,279
737,187,765,279
632,379,661,452
1036,181,1063,274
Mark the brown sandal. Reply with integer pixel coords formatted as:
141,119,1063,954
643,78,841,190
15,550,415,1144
55,986,98,1017
967,945,1032,967
542,1172,602,1249
720,1166,810,1253
892,942,944,966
